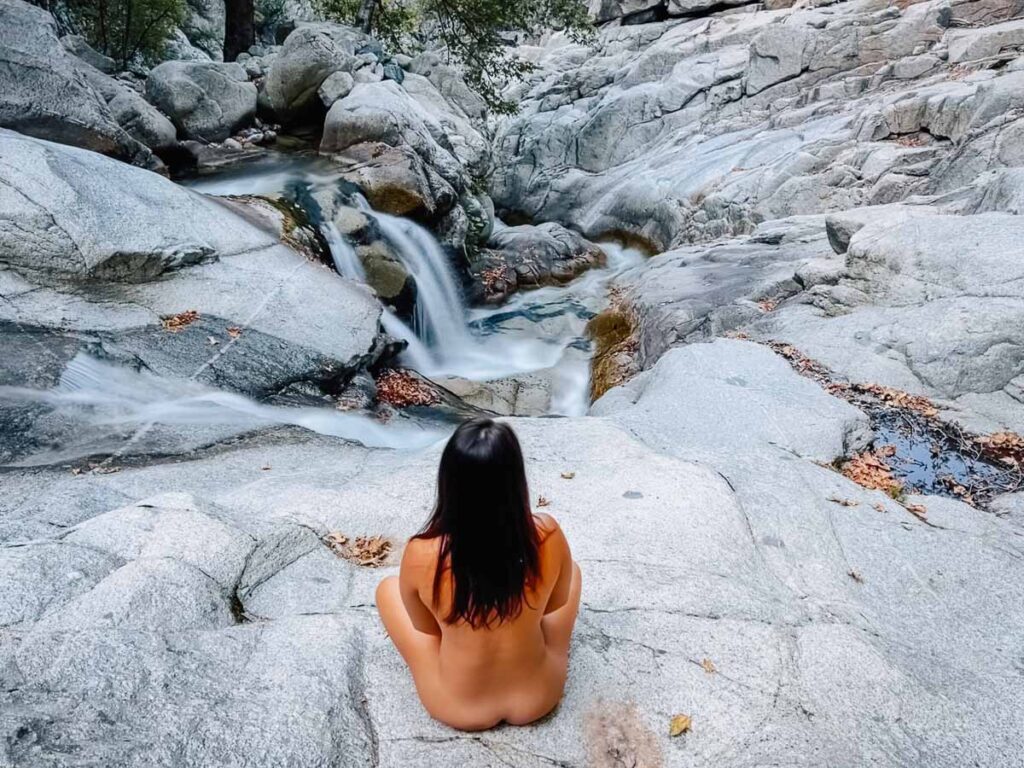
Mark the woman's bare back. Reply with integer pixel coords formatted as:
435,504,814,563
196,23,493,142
376,514,582,730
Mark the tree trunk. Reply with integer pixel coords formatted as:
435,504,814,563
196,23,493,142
355,0,376,33
224,0,255,61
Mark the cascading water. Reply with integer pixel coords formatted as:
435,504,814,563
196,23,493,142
0,354,443,458
322,222,365,281
186,155,645,417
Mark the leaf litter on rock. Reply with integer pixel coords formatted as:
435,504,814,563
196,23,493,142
324,533,392,567
375,368,441,408
760,339,1024,509
161,309,199,332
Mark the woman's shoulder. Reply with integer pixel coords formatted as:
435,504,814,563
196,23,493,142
533,513,566,544
402,535,442,571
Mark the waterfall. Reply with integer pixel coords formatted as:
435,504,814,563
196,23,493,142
322,222,365,281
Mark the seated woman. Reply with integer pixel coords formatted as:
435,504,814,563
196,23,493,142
376,417,582,731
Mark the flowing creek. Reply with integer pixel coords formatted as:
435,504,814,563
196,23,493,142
184,153,644,424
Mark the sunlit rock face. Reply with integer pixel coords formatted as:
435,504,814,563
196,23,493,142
493,0,1024,251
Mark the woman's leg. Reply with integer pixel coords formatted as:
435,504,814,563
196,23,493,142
376,576,498,730
375,576,440,670
541,562,582,657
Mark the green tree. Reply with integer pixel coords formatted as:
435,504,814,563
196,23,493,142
315,0,593,114
65,0,187,68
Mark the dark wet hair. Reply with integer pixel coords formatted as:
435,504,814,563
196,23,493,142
414,417,541,628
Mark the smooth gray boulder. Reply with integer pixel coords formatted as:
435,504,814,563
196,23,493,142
146,60,256,142
60,33,116,73
265,22,364,120
317,69,354,106
0,130,268,279
78,64,178,152
0,0,153,165
0,132,385,463
473,222,606,301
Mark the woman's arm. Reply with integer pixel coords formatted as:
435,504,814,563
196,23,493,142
538,515,573,615
399,540,443,636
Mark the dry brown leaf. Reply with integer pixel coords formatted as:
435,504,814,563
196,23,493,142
827,497,858,507
561,472,576,480
872,502,887,513
161,309,199,332
841,450,903,496
669,714,692,737
324,532,392,567
904,503,927,520
226,326,242,339
856,384,938,418
700,658,717,674
757,299,777,313
376,368,441,408
537,496,551,508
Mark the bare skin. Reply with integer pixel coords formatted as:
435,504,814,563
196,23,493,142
376,513,582,731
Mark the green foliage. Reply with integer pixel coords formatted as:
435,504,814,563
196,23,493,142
65,0,188,68
314,0,594,114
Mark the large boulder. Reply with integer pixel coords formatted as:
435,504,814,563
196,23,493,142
146,61,257,142
78,66,178,153
0,130,266,280
473,222,606,302
320,80,466,189
181,0,226,59
60,33,116,73
264,23,365,121
0,131,385,462
0,0,154,166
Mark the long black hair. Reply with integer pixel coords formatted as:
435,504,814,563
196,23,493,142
414,417,541,628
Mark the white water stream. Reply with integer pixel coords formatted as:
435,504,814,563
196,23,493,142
1,155,644,458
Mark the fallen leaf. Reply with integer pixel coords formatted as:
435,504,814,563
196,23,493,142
848,569,864,584
827,497,858,507
903,503,927,520
560,471,576,480
872,502,886,513
669,714,692,737
161,309,200,332
700,658,716,674
757,299,777,313
376,368,441,408
537,496,551,508
323,532,392,567
226,326,242,339
840,450,903,496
